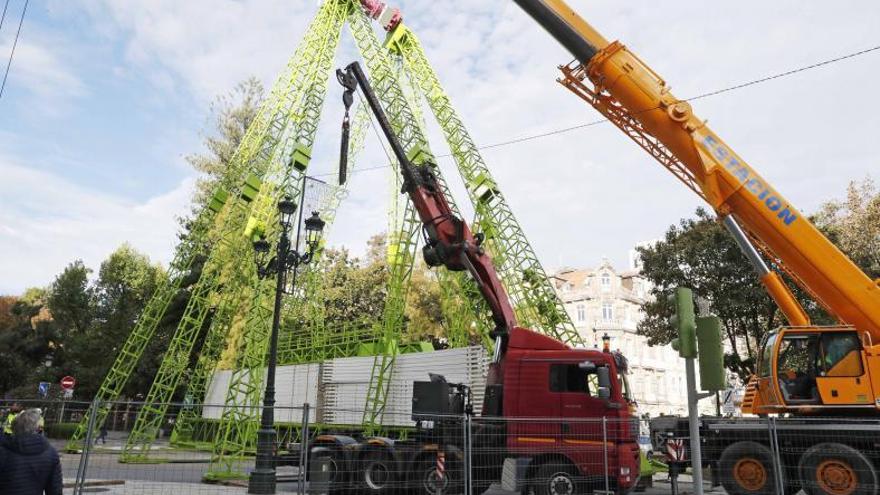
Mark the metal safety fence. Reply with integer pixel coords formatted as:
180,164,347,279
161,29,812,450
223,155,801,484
1,398,879,495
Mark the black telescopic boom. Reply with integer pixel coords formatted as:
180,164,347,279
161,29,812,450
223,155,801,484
337,62,418,188
512,0,601,64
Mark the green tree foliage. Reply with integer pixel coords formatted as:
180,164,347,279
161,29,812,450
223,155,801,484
287,233,447,345
186,77,264,203
320,245,387,327
404,260,445,342
0,246,166,399
637,208,775,383
47,261,93,334
0,293,56,397
815,177,880,279
67,245,167,398
638,177,879,384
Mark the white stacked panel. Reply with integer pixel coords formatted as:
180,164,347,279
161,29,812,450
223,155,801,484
202,363,321,421
322,346,488,426
202,346,489,428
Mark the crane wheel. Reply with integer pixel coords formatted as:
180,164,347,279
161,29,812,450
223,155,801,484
799,443,877,495
718,441,780,495
360,450,397,494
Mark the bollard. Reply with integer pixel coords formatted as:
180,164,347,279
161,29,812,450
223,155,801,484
436,451,446,495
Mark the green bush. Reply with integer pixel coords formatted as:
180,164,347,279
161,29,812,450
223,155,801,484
44,422,78,440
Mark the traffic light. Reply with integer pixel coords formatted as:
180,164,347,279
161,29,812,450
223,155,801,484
669,287,697,358
696,316,726,391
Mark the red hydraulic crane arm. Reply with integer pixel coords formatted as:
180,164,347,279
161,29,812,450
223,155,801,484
337,62,518,355
514,0,880,340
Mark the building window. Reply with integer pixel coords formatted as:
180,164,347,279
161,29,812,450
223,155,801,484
602,302,613,322
601,273,611,291
576,304,585,322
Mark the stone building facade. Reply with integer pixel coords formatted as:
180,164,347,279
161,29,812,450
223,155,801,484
552,253,713,416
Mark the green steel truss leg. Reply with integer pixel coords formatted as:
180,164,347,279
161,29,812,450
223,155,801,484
170,291,247,444
122,195,259,460
361,60,422,431
386,25,584,346
116,0,354,459
362,185,419,435
348,5,493,433
394,53,490,349
65,212,212,451
67,0,361,454
207,0,349,477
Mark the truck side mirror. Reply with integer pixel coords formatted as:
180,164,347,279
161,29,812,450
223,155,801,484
597,366,612,400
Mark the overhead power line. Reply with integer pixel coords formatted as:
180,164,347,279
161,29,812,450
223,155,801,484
0,0,29,100
0,1,10,33
315,43,880,178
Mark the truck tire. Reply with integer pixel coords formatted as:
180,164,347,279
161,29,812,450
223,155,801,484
410,456,462,495
718,441,780,495
533,462,579,495
360,450,397,494
313,447,347,493
798,443,877,495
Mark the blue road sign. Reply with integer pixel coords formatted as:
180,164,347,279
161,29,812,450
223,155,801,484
38,382,50,398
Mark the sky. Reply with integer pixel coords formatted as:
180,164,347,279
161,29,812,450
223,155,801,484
0,0,878,294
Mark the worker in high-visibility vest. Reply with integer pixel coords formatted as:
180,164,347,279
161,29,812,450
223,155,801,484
3,404,22,435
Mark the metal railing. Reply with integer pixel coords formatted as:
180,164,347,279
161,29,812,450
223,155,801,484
1,397,876,495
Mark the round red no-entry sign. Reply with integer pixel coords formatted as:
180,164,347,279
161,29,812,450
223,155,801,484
60,376,76,390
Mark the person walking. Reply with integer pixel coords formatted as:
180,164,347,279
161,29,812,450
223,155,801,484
0,409,63,495
95,423,108,445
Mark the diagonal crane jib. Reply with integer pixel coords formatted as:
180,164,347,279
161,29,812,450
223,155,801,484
387,24,583,346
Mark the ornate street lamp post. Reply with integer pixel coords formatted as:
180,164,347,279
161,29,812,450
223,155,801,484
248,195,325,494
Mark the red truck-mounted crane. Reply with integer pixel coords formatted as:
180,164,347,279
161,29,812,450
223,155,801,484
296,61,640,495
513,1,880,494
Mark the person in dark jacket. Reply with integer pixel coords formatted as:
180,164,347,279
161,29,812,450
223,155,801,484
0,408,63,495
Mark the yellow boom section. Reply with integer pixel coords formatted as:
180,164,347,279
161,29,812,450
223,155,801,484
515,0,880,339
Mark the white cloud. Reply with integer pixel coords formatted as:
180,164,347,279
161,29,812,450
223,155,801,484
0,158,194,293
0,33,85,114
82,0,317,103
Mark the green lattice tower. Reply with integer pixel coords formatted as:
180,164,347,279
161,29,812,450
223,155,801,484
123,192,271,460
385,24,583,346
64,10,341,447
173,175,347,443
206,0,350,477
347,7,496,434
117,1,354,460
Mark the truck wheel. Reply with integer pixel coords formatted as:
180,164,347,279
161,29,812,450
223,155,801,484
718,441,779,495
360,450,397,494
534,462,579,495
411,456,461,495
799,443,877,495
313,448,346,493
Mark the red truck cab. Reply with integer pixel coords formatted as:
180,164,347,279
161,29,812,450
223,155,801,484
498,327,641,493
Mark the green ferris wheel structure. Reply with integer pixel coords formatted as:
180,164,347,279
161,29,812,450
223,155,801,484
66,0,583,479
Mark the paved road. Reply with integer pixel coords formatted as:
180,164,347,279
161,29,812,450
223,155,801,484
54,437,735,495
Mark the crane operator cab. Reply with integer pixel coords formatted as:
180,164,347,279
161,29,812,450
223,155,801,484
749,327,874,413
